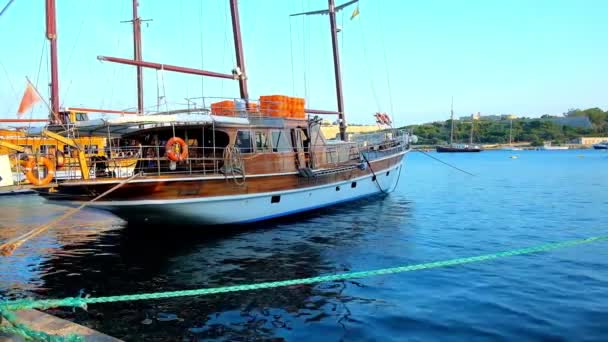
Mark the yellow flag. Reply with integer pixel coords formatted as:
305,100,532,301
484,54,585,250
350,5,359,20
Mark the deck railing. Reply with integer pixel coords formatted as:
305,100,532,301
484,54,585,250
7,128,412,184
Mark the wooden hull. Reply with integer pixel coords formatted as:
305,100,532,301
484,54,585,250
41,152,408,225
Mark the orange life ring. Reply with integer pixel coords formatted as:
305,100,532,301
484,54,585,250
22,156,55,186
166,137,188,161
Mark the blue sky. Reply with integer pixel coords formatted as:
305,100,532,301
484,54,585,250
0,0,606,126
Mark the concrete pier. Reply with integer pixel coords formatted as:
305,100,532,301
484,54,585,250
0,309,122,342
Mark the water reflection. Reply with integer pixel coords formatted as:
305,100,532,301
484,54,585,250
1,193,412,340
0,195,123,298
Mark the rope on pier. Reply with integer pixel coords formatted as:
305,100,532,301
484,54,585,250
0,173,140,257
0,308,83,341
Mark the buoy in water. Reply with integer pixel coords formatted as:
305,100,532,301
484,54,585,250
509,155,518,159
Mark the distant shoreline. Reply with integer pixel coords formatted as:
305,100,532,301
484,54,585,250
412,143,594,151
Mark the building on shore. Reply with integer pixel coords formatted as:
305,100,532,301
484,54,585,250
320,124,381,140
572,137,608,145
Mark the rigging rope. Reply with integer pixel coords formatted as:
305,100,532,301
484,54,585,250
376,3,395,120
0,58,18,105
219,0,230,97
0,0,15,16
288,6,296,95
356,13,381,111
100,0,126,111
61,0,93,108
25,35,48,134
199,0,206,100
300,0,310,101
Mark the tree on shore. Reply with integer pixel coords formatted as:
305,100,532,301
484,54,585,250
404,107,607,145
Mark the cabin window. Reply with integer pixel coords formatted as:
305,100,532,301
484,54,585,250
63,145,72,154
20,145,32,153
39,145,55,154
236,131,253,153
255,131,270,152
351,181,357,188
84,145,99,154
372,175,377,182
309,124,326,147
271,195,281,203
271,130,291,152
75,112,89,121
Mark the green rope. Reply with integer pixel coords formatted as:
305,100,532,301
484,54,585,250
2,235,606,314
0,308,84,341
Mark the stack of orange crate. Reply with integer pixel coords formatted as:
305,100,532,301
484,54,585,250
210,100,235,116
259,95,305,118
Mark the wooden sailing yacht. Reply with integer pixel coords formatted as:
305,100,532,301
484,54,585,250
37,0,414,225
436,99,482,153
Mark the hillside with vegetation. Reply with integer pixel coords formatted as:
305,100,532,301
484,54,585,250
404,108,608,146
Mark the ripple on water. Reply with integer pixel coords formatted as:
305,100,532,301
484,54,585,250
1,151,608,340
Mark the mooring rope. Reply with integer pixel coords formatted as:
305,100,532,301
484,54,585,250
0,173,140,256
2,235,606,313
1,235,606,341
0,308,83,342
416,149,475,176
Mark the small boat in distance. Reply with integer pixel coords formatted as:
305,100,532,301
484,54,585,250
537,142,569,150
436,98,482,153
592,141,608,150
436,144,482,153
501,119,522,151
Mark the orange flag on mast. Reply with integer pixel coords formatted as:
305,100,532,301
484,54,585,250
17,83,41,116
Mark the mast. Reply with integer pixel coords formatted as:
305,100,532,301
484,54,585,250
470,114,474,145
229,0,249,100
289,0,356,134
509,119,513,145
132,0,144,114
449,97,454,145
328,0,346,140
45,0,60,122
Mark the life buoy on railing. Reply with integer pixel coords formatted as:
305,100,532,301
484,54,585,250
166,137,188,161
22,156,55,186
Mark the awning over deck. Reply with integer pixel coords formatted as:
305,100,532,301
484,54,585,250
29,113,251,137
